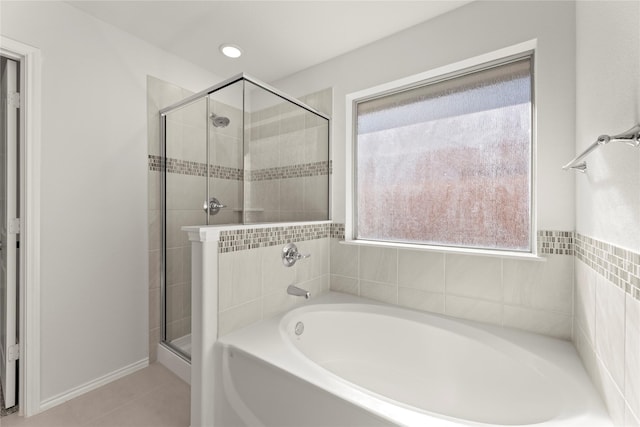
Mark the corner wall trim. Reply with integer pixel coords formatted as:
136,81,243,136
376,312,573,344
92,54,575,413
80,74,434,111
39,358,149,412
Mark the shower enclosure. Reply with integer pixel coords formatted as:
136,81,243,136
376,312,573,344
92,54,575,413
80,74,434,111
159,74,330,359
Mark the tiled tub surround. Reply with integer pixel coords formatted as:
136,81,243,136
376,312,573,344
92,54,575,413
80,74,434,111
215,226,577,340
217,223,331,336
573,234,640,426
186,221,332,426
188,224,613,427
330,229,576,339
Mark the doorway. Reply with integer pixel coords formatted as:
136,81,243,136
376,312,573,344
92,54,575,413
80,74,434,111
0,36,41,418
0,55,20,414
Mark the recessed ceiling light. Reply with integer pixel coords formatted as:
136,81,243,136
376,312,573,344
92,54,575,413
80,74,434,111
220,44,242,59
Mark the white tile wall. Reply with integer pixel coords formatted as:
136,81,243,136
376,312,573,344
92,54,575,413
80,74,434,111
397,250,445,292
330,240,574,339
574,255,640,426
594,274,626,390
625,295,640,420
360,280,397,305
397,288,445,314
503,255,574,314
445,255,502,302
217,236,331,336
502,305,571,339
445,295,503,326
574,260,597,344
359,246,398,285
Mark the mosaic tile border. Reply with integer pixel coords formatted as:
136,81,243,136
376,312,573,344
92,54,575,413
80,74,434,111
330,223,345,239
575,233,640,301
149,155,329,181
219,223,331,253
248,161,330,181
148,155,163,172
537,230,574,255
148,155,243,180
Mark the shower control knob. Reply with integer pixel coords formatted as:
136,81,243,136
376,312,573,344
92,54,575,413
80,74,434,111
203,197,226,215
282,243,311,267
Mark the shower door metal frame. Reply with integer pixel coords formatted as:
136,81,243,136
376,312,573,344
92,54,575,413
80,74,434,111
158,73,331,361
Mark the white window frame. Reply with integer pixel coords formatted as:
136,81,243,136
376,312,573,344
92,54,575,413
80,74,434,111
345,40,540,259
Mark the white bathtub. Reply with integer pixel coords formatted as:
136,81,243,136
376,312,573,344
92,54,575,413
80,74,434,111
214,292,612,427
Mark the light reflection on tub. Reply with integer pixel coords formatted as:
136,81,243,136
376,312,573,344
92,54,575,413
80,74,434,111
215,292,612,427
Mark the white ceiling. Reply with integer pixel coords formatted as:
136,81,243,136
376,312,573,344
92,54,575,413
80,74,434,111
66,1,472,83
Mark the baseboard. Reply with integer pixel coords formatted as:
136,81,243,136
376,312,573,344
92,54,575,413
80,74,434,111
39,358,149,412
157,343,191,385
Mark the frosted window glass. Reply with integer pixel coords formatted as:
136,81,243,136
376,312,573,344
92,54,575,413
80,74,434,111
355,58,532,252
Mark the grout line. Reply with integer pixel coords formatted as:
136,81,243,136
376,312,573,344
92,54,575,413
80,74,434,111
443,253,447,314
500,258,505,327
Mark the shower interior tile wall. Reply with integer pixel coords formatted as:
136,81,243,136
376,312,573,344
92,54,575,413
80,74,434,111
208,97,244,226
245,89,331,223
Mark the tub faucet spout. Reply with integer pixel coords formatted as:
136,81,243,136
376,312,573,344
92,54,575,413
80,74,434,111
287,284,310,299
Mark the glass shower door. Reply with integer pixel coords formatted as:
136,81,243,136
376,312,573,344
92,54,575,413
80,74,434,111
163,97,208,358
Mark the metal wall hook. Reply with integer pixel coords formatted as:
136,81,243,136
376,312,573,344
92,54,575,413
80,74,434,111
281,243,310,267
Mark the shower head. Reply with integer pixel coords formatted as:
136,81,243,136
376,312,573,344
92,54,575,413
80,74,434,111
210,113,230,128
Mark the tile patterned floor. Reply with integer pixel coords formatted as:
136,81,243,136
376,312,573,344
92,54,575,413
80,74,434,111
2,363,190,427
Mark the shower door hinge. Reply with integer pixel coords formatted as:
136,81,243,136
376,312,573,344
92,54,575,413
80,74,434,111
8,344,20,362
9,218,21,234
7,91,21,109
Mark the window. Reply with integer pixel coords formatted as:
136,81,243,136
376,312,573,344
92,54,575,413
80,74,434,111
353,55,533,252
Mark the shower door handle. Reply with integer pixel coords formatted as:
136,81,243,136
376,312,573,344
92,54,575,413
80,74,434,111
203,197,226,215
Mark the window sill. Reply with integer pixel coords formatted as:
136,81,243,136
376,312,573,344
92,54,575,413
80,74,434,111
340,239,546,262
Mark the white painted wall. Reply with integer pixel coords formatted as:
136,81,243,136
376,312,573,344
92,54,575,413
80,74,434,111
1,1,220,405
274,0,577,232
575,0,640,252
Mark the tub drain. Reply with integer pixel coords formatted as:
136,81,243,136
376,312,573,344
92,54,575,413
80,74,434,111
294,321,304,336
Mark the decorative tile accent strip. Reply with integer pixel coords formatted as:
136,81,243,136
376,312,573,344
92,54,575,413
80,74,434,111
219,223,331,253
330,223,345,240
149,155,330,181
575,233,640,301
148,155,243,180
166,157,208,177
248,161,330,181
209,164,244,181
537,230,574,255
148,155,164,172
